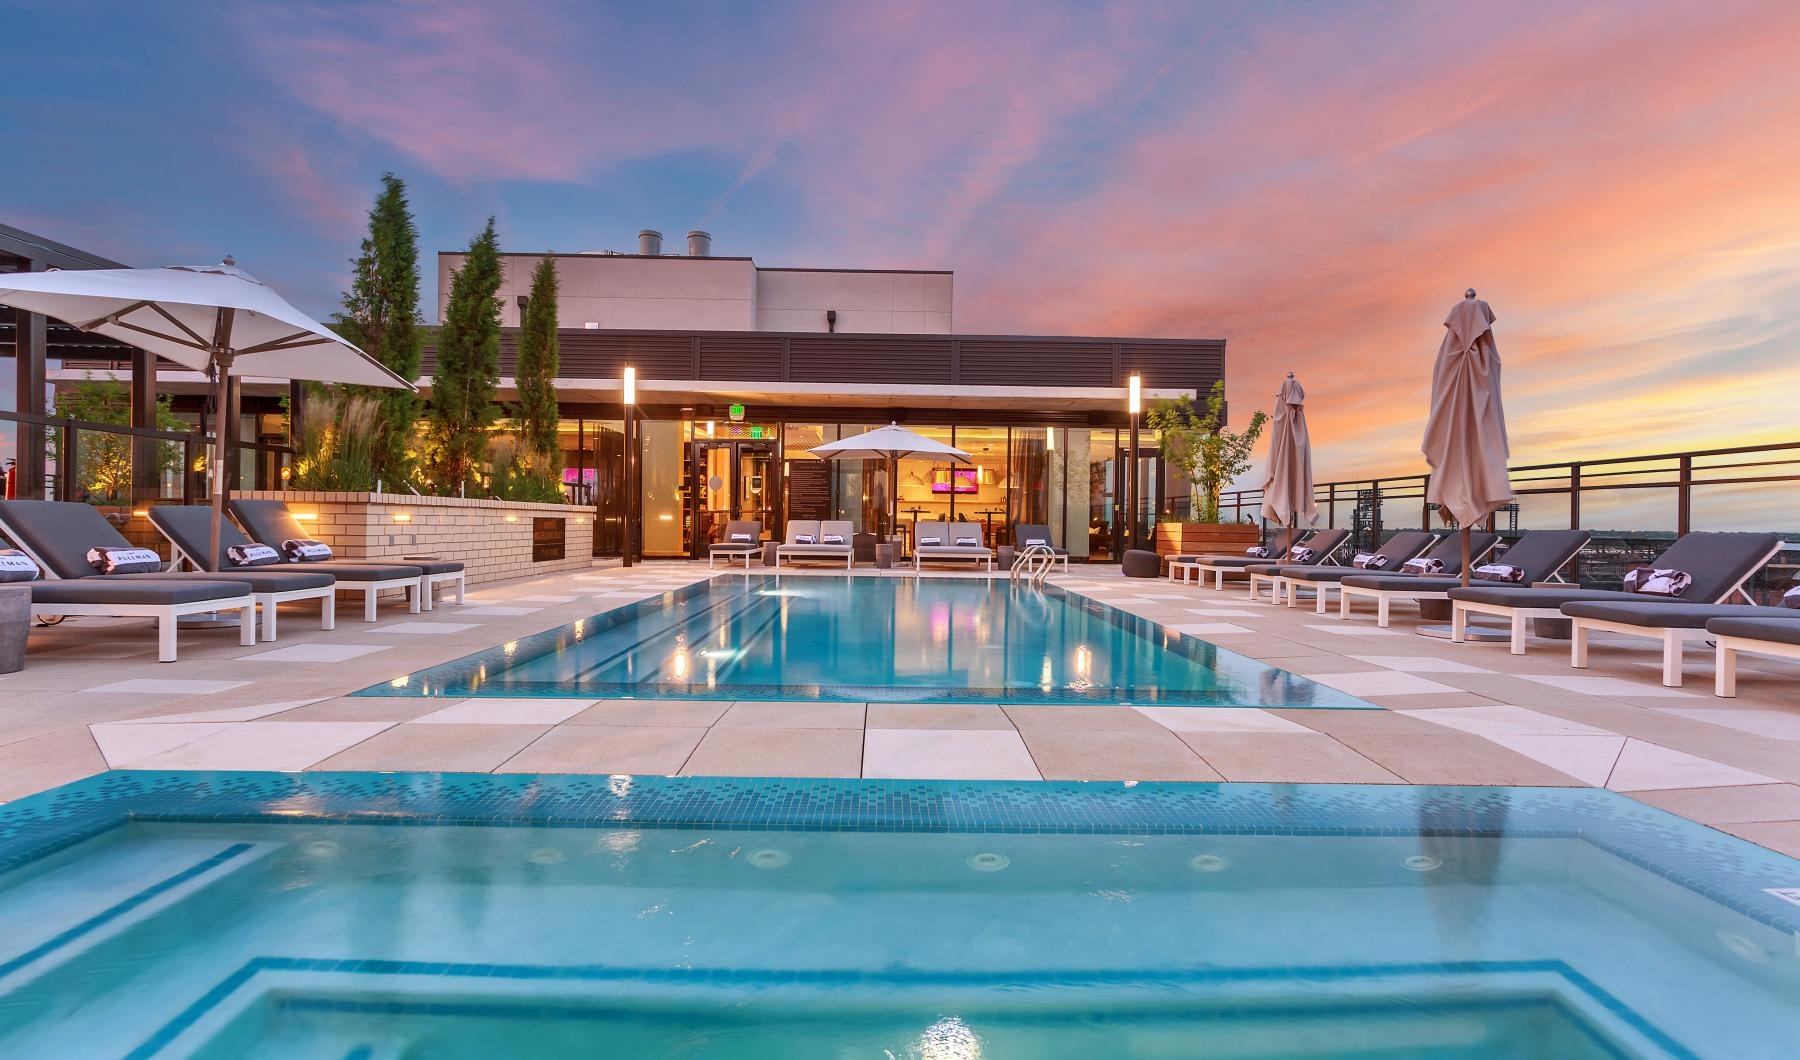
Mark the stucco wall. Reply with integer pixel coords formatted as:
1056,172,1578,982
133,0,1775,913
754,270,952,333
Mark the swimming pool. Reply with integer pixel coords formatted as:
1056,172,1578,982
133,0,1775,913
363,574,1372,707
2,772,1796,1057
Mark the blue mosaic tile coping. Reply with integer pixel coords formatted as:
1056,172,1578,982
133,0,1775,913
350,575,1377,708
3,771,1797,938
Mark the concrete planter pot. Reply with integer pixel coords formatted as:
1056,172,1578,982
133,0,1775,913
0,584,28,674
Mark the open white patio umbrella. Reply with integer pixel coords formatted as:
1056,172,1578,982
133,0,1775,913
1422,289,1514,586
809,423,971,543
1260,372,1316,558
0,260,414,567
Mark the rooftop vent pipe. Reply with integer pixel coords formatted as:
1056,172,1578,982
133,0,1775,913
686,230,712,257
638,229,663,256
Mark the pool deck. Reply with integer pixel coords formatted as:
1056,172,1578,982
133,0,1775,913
3,560,1799,858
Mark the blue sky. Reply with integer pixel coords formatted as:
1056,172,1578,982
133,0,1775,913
7,0,1800,489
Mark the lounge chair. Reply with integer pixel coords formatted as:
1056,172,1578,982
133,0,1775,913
913,521,994,572
0,499,258,661
1338,529,1579,627
144,504,339,640
775,520,854,569
229,498,447,617
1706,615,1800,698
708,519,763,569
1448,531,1782,657
1167,526,1307,586
1012,523,1069,573
1260,529,1440,611
1191,529,1352,593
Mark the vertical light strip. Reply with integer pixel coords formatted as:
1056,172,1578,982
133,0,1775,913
1127,374,1142,414
623,365,637,406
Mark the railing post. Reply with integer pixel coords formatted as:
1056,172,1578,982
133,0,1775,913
1676,455,1692,536
58,419,77,502
1569,464,1581,530
1420,474,1430,530
1327,483,1336,528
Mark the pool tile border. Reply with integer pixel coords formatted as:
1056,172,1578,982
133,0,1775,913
3,771,1797,936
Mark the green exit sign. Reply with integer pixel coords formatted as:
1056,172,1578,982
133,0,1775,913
749,425,764,439
728,402,746,421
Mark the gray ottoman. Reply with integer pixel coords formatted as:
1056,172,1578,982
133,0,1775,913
874,543,896,570
0,584,28,674
1121,549,1162,579
760,542,778,567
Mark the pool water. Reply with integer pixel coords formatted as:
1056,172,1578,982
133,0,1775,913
2,774,1797,1057
364,574,1372,707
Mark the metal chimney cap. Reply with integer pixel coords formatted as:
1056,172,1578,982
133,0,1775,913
685,229,711,239
639,229,664,238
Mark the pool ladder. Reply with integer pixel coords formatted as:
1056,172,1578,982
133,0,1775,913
1010,543,1058,588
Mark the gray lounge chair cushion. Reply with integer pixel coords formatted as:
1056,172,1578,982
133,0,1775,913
1475,529,1590,583
1448,586,1648,608
304,562,425,582
1275,531,1437,583
1706,617,1800,645
0,499,138,579
710,542,759,553
1260,529,1350,567
714,520,761,551
1339,573,1467,592
1450,532,1780,607
1560,601,1763,628
1405,532,1499,575
30,578,253,606
228,498,460,574
114,570,336,593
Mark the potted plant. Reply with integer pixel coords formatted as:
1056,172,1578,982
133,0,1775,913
1145,381,1269,556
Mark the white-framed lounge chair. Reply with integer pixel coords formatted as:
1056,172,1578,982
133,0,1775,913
1167,526,1308,585
709,519,763,569
914,521,994,572
229,498,440,619
1012,523,1068,573
1554,533,1785,686
1448,531,1783,658
1335,529,1578,627
1706,615,1800,698
1251,530,1436,610
775,520,854,569
146,504,338,640
0,499,257,662
1189,529,1349,593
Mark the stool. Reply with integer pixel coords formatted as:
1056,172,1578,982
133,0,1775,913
997,545,1016,570
0,584,28,674
874,543,895,570
760,542,778,567
1121,549,1161,579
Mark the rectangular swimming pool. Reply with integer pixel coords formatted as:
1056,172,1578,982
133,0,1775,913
363,574,1372,707
2,773,1797,1057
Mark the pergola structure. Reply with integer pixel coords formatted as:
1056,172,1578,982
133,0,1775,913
1,224,134,499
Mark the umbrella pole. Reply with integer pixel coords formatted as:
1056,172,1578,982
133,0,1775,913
1461,525,1471,588
207,353,234,573
890,454,900,550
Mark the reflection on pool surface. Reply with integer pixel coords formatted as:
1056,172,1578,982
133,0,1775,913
1,773,1797,1057
362,574,1372,707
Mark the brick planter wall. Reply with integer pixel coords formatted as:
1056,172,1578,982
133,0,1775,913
97,494,598,586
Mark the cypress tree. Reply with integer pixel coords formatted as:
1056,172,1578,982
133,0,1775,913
337,173,423,484
514,255,561,474
424,218,503,494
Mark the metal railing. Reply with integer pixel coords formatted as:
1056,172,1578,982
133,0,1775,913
1,409,293,505
1212,440,1800,597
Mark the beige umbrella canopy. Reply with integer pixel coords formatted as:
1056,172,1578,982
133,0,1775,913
1422,289,1514,584
1260,372,1316,556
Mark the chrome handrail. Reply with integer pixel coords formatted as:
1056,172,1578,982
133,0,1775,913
1011,542,1058,587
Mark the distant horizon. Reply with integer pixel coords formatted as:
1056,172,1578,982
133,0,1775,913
7,1,1799,497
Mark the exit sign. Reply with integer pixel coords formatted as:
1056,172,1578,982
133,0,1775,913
729,402,746,421
749,425,764,439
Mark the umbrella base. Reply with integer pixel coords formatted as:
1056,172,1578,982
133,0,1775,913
1415,622,1510,642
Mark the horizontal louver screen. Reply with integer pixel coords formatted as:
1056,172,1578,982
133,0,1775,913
698,335,782,379
958,340,1114,386
788,337,953,384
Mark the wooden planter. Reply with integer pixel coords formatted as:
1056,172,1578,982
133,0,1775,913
1154,522,1262,557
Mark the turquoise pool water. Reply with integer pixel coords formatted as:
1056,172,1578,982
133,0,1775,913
2,774,1797,1057
363,574,1372,707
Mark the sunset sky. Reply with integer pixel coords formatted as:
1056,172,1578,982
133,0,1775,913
7,0,1799,487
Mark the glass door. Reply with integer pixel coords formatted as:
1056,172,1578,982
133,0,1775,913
689,440,777,557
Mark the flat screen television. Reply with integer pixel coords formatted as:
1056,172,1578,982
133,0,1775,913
931,467,979,494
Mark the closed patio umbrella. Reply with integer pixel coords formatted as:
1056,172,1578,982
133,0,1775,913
0,260,414,569
1422,289,1513,586
809,423,971,544
1260,372,1316,558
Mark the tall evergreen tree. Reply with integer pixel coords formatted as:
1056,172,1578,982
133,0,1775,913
514,255,561,471
423,218,503,494
336,173,423,484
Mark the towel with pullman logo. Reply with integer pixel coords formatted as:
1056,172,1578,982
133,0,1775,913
1783,572,1800,609
1401,557,1446,575
281,538,334,562
1474,563,1524,582
86,546,162,575
227,542,281,567
729,532,754,543
1352,552,1387,570
0,549,39,582
821,534,845,544
1287,546,1314,563
953,535,981,547
1245,546,1268,558
1623,567,1692,597
793,534,816,545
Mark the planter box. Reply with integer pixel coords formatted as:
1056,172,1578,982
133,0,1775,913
1155,522,1262,557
